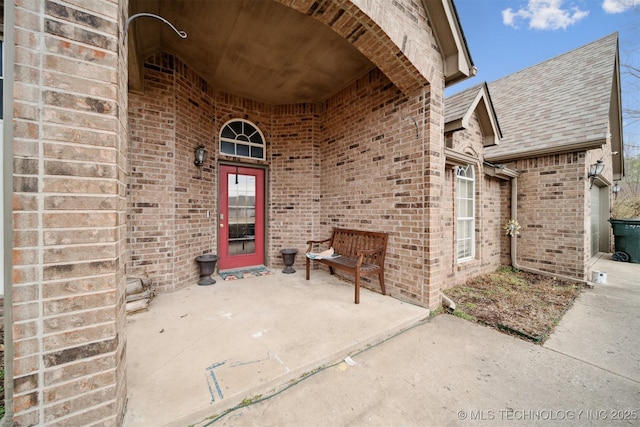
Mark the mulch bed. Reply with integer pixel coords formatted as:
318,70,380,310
443,268,584,343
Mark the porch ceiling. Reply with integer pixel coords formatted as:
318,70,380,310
128,0,376,104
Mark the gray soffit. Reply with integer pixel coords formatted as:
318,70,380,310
128,0,376,104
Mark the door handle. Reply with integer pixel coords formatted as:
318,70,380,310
220,223,224,228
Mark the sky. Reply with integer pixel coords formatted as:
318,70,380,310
446,0,639,154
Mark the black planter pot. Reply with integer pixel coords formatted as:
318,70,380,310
280,248,298,274
195,254,218,285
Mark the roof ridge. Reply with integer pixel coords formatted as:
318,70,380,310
445,82,485,99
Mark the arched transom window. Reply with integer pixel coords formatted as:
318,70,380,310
456,164,475,262
219,119,266,160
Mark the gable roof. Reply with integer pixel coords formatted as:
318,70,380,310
483,33,623,178
445,82,502,146
424,0,477,86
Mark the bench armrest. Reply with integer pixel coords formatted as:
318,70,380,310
355,246,385,267
306,237,332,252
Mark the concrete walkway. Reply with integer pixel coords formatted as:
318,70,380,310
122,269,429,426
545,257,640,383
202,256,640,426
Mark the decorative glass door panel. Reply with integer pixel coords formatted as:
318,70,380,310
218,165,265,270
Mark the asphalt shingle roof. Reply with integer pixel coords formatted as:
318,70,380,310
444,83,485,124
457,33,618,162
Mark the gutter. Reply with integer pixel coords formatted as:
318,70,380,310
486,138,606,164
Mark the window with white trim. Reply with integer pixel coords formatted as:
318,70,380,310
219,119,265,160
456,165,475,262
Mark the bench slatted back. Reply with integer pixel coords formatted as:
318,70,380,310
330,228,388,267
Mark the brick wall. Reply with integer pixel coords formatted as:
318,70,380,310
441,112,506,288
320,70,430,303
11,0,128,424
128,54,277,291
128,60,440,304
128,68,448,307
171,55,218,288
511,153,588,279
115,1,130,420
279,0,439,96
128,55,178,291
127,0,447,310
441,168,506,287
269,104,320,265
443,125,599,283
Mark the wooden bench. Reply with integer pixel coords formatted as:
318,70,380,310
306,228,388,304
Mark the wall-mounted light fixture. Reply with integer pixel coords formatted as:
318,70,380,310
194,145,207,167
612,182,621,198
587,160,604,189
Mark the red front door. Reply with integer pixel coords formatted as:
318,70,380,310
218,165,265,270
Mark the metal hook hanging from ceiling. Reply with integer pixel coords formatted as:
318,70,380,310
402,116,419,139
123,13,187,44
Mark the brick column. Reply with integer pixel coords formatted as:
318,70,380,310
422,82,446,310
11,0,128,424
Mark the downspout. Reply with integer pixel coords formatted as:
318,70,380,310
441,293,456,311
440,164,457,312
510,177,588,285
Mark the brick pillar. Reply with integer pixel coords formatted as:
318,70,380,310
10,0,128,424
422,82,446,310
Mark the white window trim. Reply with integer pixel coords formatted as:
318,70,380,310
219,119,266,160
456,164,475,263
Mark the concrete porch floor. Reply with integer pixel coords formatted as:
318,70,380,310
122,269,429,426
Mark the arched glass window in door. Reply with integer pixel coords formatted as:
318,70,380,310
219,119,266,160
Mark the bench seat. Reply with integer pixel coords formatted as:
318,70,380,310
305,228,388,304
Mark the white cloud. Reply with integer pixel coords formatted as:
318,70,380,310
602,0,637,13
502,0,590,30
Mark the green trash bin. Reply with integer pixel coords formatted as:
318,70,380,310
609,218,640,264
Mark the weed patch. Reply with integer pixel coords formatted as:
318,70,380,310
444,268,583,344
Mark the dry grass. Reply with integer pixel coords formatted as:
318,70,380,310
443,267,584,343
